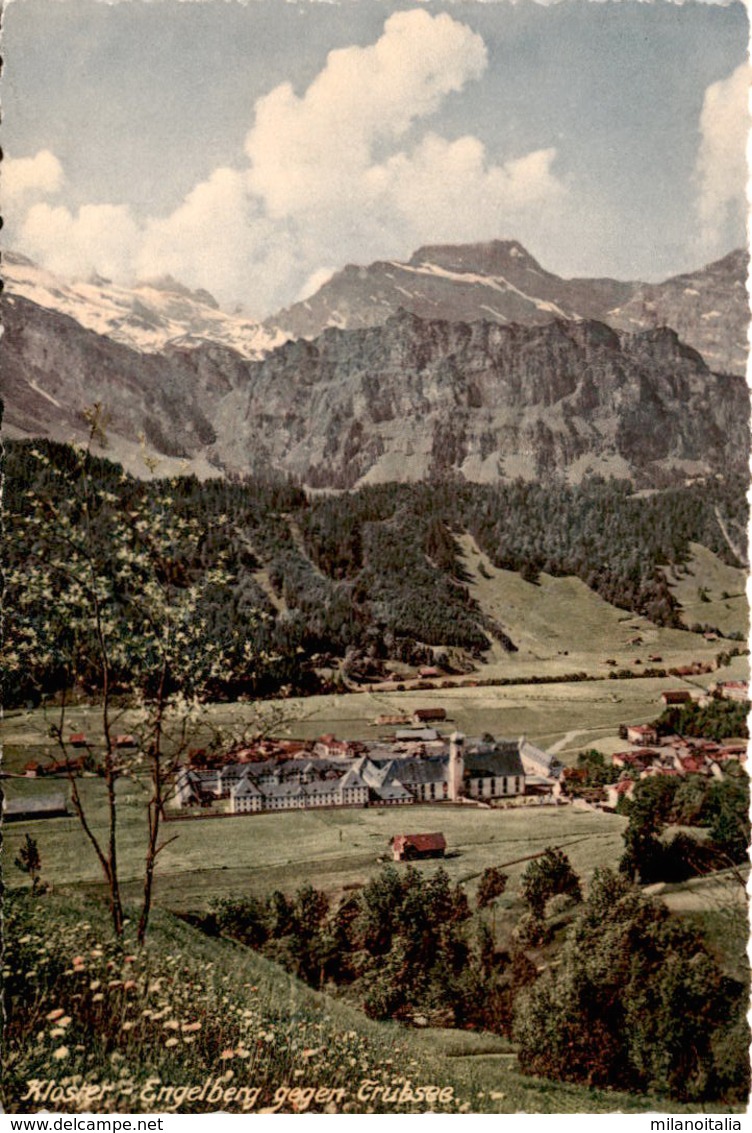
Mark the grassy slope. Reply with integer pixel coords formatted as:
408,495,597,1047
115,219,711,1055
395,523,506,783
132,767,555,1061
457,533,748,675
3,889,731,1115
665,542,749,638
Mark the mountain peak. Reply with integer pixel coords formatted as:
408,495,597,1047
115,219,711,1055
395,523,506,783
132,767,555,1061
408,239,544,277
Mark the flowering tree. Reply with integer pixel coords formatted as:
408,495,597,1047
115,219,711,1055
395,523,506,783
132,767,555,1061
7,408,268,942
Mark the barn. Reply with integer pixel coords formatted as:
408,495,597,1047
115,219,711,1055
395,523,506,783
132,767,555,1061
391,832,447,861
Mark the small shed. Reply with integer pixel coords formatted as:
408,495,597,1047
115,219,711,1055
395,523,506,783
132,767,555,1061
391,832,447,861
4,793,69,822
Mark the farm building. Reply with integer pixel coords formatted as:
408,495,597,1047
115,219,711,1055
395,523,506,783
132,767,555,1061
391,832,447,861
4,793,69,822
412,708,447,725
660,690,692,707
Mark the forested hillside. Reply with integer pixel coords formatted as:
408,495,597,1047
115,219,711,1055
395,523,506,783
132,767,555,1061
5,440,747,706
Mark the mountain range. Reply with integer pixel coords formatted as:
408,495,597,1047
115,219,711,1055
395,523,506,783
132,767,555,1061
2,240,748,487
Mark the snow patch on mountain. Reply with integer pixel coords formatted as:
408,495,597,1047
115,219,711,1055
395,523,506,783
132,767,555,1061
3,252,285,360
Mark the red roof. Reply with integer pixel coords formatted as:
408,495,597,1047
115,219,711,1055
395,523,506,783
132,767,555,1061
392,833,447,853
68,733,87,744
413,708,447,721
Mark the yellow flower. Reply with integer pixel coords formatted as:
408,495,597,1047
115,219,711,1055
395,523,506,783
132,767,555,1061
165,1038,178,1049
53,1047,69,1061
47,1009,65,1021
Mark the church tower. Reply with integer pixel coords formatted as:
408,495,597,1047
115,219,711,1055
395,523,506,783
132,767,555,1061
448,732,465,801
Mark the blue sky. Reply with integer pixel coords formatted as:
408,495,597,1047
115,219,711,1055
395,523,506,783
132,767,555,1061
3,0,748,316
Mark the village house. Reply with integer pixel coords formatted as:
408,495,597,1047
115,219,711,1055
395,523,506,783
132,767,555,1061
626,723,658,745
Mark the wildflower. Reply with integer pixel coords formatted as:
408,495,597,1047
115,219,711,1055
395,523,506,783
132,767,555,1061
122,1022,134,1032
163,1020,180,1031
181,1021,201,1033
59,1016,72,1028
165,1038,178,1049
123,955,136,964
92,994,104,1003
219,1049,235,1061
53,1047,69,1061
90,981,101,991
123,980,137,991
47,1009,65,1021
183,1037,196,1046
51,1029,66,1038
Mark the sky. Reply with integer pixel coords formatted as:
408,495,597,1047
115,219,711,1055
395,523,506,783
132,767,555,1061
2,0,749,318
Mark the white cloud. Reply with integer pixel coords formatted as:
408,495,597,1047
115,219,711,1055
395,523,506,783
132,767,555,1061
20,202,140,282
695,63,750,251
245,9,488,217
10,10,566,315
3,149,64,205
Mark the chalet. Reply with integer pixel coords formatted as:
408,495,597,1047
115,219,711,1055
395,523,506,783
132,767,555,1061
391,832,446,862
660,690,692,707
114,734,137,749
418,666,441,679
375,714,410,727
626,724,658,745
4,793,69,822
412,708,447,725
68,733,88,748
